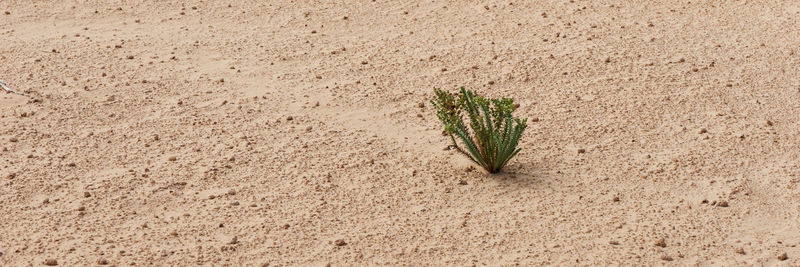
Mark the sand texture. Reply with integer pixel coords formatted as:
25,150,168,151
1,1,799,265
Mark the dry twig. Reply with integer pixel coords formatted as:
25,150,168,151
0,80,24,95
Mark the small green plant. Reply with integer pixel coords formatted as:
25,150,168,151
431,87,528,173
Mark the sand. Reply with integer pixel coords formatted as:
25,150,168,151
1,1,799,265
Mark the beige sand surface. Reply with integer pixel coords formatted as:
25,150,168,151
2,1,799,265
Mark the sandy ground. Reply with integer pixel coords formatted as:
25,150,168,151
1,0,799,265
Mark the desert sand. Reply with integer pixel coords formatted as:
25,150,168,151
1,1,799,266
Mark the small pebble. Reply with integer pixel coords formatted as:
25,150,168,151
661,255,673,261
9,137,18,142
84,192,91,198
168,156,177,161
604,57,611,63
766,120,773,126
734,247,745,255
717,201,728,207
699,128,708,134
609,240,619,245
778,252,788,261
97,258,109,265
44,259,58,266
334,239,347,246
77,206,85,211
654,238,667,247
286,116,293,121
230,201,240,206
577,149,586,154
126,55,134,59
228,236,239,245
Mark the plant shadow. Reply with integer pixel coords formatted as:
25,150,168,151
485,160,555,190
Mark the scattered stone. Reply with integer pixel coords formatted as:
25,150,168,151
531,117,539,122
84,192,91,198
9,137,18,142
282,224,290,229
286,116,293,121
734,247,745,255
126,55,134,59
699,128,708,134
418,102,425,108
228,236,238,245
441,68,447,72
4,11,10,15
77,206,85,211
96,258,109,265
577,148,586,154
717,201,728,207
766,120,773,126
654,238,667,247
168,156,177,161
604,57,611,63
609,240,619,245
661,255,673,261
43,259,58,266
361,61,368,65
458,180,468,185
778,252,788,261
230,201,240,206
305,126,313,132
487,80,495,85
612,196,620,202
169,230,178,237
334,239,347,246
